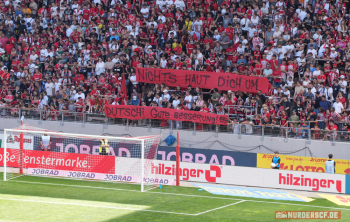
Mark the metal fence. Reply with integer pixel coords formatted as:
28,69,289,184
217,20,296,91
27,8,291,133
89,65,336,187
1,107,349,143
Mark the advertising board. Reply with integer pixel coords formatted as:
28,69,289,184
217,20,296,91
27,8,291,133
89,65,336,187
157,146,257,167
0,148,115,174
149,160,347,193
0,147,347,193
257,153,350,175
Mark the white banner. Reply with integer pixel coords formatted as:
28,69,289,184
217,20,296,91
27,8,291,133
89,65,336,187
0,133,34,150
136,159,346,194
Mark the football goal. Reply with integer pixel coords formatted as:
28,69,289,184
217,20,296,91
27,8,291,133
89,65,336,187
2,125,161,192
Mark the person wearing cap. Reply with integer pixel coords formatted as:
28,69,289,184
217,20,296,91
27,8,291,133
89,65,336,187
247,23,257,39
330,47,337,59
162,89,171,101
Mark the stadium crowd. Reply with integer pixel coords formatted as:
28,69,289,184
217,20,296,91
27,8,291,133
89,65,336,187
0,0,350,138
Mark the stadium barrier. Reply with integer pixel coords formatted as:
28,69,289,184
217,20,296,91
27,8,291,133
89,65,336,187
1,107,350,144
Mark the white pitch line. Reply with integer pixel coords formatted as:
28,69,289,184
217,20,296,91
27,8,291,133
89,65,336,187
194,200,246,216
6,180,350,212
0,197,195,216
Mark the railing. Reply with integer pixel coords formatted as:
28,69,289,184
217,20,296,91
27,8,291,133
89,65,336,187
1,107,349,143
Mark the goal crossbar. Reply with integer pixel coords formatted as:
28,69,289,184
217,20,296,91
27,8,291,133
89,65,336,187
4,129,145,142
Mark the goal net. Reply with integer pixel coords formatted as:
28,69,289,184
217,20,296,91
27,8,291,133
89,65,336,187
2,125,162,192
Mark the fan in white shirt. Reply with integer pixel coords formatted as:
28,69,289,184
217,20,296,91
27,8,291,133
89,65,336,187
158,15,166,23
148,21,158,29
298,8,307,21
339,76,347,93
71,4,79,9
160,58,167,68
129,30,139,38
193,19,202,32
109,43,119,53
332,99,344,113
164,0,173,8
307,47,317,58
330,48,337,59
140,5,149,18
174,0,185,10
156,0,165,8
237,45,245,55
313,68,321,78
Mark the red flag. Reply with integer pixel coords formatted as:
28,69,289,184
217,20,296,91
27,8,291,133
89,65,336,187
121,67,128,103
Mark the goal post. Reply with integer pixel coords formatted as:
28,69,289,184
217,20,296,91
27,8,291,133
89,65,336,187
3,129,7,181
2,127,161,192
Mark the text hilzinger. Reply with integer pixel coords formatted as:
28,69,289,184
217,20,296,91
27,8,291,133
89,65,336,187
279,173,342,192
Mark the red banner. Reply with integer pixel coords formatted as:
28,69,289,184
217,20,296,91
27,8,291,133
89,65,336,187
136,68,269,94
104,105,228,125
0,148,115,174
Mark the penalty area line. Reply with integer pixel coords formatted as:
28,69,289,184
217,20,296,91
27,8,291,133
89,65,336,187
7,180,350,212
193,200,246,216
0,197,196,216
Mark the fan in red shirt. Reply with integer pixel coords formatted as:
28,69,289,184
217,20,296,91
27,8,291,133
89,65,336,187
32,70,42,82
174,57,183,69
76,98,84,112
82,5,90,21
237,4,246,18
280,111,288,127
0,68,9,80
325,120,338,140
89,86,100,96
5,41,13,55
54,60,64,72
328,67,339,86
98,75,107,84
50,106,59,120
338,91,346,106
324,62,332,76
102,82,111,91
206,55,215,70
254,60,263,76
202,35,213,45
148,30,158,47
272,69,281,85
174,44,182,55
238,62,246,74
186,0,193,8
74,74,85,85
317,71,327,83
186,41,194,55
4,91,14,103
70,29,80,43
226,44,234,61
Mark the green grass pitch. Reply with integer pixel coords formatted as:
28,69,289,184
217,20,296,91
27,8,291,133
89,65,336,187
0,174,349,221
